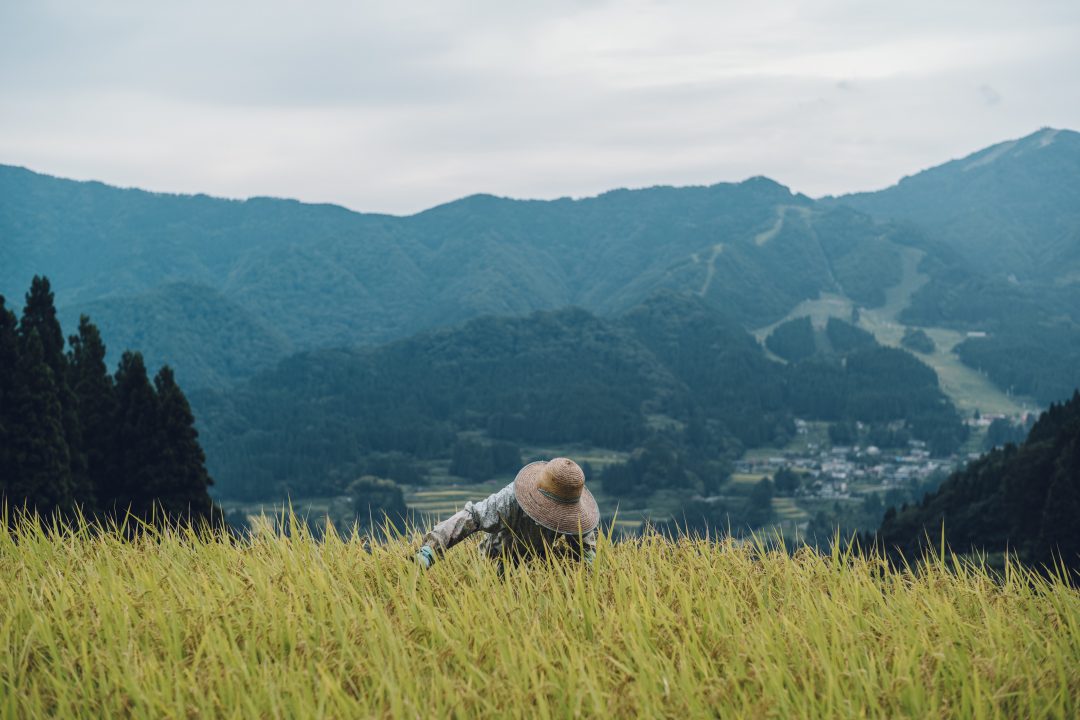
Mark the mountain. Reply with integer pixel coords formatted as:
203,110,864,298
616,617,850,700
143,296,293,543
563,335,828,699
874,390,1080,572
836,128,1080,284
192,294,965,500
57,283,293,390
832,128,1080,405
2,164,919,388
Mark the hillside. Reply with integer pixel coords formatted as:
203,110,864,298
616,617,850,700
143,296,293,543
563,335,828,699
875,390,1080,570
193,294,966,500
836,127,1080,284
2,164,916,388
57,283,293,390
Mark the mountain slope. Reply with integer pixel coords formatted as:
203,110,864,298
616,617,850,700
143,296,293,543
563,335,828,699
875,390,1080,571
3,165,919,387
193,294,966,499
57,283,293,390
836,127,1080,284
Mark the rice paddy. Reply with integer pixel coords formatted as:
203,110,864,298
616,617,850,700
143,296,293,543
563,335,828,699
2,515,1078,718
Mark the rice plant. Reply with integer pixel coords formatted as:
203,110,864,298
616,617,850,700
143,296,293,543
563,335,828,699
2,513,1078,718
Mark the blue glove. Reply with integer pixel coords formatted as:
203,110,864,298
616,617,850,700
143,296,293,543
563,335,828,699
415,545,436,569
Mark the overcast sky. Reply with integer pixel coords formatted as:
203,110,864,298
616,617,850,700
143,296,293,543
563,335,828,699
1,0,1078,214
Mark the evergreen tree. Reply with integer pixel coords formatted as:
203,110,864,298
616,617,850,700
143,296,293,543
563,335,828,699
68,316,116,511
109,352,160,519
7,330,73,515
152,366,214,520
19,276,90,504
0,297,19,502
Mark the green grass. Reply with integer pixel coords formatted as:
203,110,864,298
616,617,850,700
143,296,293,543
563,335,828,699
2,516,1078,718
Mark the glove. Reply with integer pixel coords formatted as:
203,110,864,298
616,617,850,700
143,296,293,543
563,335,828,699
415,545,436,570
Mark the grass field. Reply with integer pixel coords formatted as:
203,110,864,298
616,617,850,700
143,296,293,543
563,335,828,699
3,516,1078,718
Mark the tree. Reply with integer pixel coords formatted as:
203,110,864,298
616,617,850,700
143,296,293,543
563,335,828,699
347,475,407,529
745,478,775,527
152,366,215,521
109,352,161,519
0,297,19,502
19,276,89,504
68,316,114,511
773,467,801,495
6,330,73,515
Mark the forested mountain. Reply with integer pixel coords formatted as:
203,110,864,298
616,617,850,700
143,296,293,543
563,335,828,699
837,128,1080,284
2,164,917,389
874,390,1080,572
193,294,965,500
831,128,1080,405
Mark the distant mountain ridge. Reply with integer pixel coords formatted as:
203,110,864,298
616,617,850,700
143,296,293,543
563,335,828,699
1,164,916,388
835,127,1080,284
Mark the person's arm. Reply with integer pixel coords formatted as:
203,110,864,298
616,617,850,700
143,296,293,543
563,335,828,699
415,483,514,568
567,528,598,566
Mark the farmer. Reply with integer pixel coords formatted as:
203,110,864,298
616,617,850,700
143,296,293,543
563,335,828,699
414,457,599,569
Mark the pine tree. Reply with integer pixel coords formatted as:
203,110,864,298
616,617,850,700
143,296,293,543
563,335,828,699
68,316,116,512
19,276,90,505
109,351,160,520
0,296,19,503
7,329,74,515
152,366,214,521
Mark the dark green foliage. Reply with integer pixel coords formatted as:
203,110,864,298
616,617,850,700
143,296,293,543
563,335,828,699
766,317,817,362
151,367,214,519
786,347,967,456
67,317,116,508
107,352,163,519
900,327,936,354
449,439,521,481
955,324,1080,405
773,467,801,495
874,390,1080,572
20,276,89,503
0,297,18,498
7,329,73,514
825,318,877,354
746,478,775,527
347,475,408,529
0,277,216,525
828,421,858,445
985,417,1028,450
600,437,692,497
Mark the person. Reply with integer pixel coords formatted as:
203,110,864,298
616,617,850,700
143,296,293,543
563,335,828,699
414,457,599,570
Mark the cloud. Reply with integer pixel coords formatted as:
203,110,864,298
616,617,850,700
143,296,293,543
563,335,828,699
0,0,1078,213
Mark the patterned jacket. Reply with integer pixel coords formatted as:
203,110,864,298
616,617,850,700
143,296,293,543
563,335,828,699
423,482,597,563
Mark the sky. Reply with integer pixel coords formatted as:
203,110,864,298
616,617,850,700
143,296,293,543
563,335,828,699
1,0,1078,215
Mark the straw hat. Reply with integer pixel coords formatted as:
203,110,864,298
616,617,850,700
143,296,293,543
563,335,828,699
514,458,599,535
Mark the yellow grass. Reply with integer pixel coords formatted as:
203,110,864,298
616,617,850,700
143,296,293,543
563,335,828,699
2,516,1078,719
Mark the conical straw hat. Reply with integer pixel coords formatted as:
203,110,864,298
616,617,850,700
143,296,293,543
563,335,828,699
514,458,599,535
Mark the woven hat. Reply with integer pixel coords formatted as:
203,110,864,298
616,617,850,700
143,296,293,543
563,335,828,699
514,458,600,535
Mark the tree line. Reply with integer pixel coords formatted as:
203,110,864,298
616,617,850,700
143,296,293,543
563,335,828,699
0,276,215,524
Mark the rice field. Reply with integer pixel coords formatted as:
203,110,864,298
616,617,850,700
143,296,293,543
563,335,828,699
2,515,1078,718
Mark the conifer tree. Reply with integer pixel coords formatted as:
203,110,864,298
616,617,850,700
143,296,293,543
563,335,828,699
7,329,73,515
19,276,90,504
109,351,160,519
152,366,214,520
68,316,116,511
0,297,19,502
